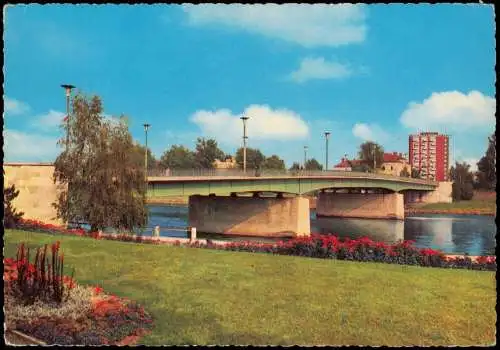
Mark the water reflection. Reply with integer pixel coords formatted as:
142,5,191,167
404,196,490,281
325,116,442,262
311,216,404,243
141,205,495,256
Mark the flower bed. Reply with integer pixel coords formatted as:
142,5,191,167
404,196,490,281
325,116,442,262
4,244,154,346
13,219,496,271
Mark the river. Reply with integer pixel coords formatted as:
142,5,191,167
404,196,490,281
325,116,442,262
137,204,496,256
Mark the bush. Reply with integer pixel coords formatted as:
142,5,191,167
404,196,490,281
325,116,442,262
4,184,24,228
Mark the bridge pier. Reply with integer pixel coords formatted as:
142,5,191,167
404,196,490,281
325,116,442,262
188,194,310,237
404,182,453,204
316,191,405,220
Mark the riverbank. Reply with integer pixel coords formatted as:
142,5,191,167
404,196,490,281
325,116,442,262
100,233,490,263
405,199,496,216
4,229,496,346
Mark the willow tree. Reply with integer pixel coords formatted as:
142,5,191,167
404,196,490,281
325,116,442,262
53,93,147,232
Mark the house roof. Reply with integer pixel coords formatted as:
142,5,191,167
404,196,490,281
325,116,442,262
383,152,405,163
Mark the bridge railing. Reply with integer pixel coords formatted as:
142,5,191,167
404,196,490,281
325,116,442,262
147,168,437,185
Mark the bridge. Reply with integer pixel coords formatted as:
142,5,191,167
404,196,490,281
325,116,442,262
147,169,452,238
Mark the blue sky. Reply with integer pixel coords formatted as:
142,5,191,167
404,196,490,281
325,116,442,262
4,4,496,170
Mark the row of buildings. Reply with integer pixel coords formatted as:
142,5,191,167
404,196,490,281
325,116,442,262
211,132,450,182
333,132,450,182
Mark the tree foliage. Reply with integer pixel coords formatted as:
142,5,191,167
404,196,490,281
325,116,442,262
262,155,286,170
159,145,196,169
450,161,474,201
399,167,410,177
132,144,158,173
235,147,265,170
194,138,225,168
358,141,384,171
289,162,301,171
475,133,496,190
411,168,422,179
53,94,147,232
4,184,24,228
351,163,371,173
305,158,323,171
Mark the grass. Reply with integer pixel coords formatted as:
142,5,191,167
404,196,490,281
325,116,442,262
4,229,496,346
413,199,496,213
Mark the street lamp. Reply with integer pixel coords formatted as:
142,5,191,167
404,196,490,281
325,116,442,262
240,116,249,174
324,132,331,171
61,84,75,227
61,84,75,148
143,123,150,181
304,145,308,169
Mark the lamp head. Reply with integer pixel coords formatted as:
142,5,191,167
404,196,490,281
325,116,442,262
61,84,76,97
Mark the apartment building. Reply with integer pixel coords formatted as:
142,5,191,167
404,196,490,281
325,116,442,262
408,132,449,181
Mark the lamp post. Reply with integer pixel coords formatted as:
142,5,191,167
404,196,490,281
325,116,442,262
61,84,75,148
304,145,308,169
372,145,377,172
143,123,150,182
240,116,249,174
61,84,75,226
324,132,331,171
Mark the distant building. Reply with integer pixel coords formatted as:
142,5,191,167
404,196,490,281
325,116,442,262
381,152,411,177
213,156,237,169
409,132,449,181
333,158,365,171
333,158,352,171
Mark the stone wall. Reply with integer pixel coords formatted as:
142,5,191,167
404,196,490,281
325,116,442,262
188,195,311,237
3,164,63,225
316,192,405,220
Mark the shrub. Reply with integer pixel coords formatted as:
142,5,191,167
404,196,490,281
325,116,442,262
4,184,24,228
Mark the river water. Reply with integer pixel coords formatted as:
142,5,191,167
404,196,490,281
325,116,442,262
139,204,496,256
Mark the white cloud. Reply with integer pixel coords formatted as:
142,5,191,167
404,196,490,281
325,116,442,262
288,57,353,83
460,158,479,172
4,129,60,162
190,104,309,145
182,4,367,47
31,110,66,131
399,91,496,132
352,123,388,143
4,96,30,115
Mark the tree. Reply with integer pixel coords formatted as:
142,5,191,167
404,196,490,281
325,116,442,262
476,133,496,190
132,144,158,173
399,167,410,177
4,184,24,228
450,161,474,201
235,147,265,170
358,141,384,171
351,163,371,173
411,168,421,179
289,162,301,171
194,138,225,168
262,155,285,170
305,158,323,171
159,145,196,169
53,93,147,232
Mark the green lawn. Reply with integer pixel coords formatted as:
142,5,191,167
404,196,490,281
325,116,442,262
4,230,496,346
415,200,496,213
